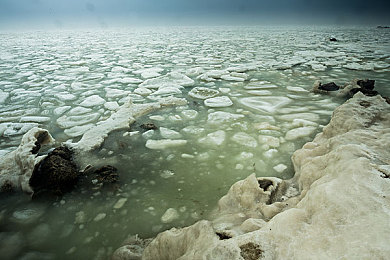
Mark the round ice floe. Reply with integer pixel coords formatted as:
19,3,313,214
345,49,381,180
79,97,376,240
198,130,226,146
188,87,219,99
207,111,244,125
146,139,187,149
80,95,105,107
160,127,182,139
285,126,317,140
239,96,291,113
231,132,258,148
134,88,152,96
204,96,233,107
273,164,288,173
161,208,179,223
181,110,198,119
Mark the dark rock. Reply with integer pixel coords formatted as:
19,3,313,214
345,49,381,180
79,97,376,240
94,165,119,184
140,123,158,130
216,232,232,240
329,37,337,42
258,179,273,191
350,88,379,97
377,26,390,29
30,146,79,196
239,242,263,260
31,131,49,154
319,82,340,91
384,96,390,105
357,79,375,90
359,101,371,108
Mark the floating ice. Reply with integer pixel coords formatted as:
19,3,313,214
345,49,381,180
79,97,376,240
161,208,179,223
247,90,272,96
181,110,198,119
113,198,128,209
55,93,77,101
258,135,280,148
286,86,309,93
207,111,244,125
150,87,182,97
181,126,205,135
273,164,288,173
239,96,291,113
64,124,94,138
134,88,152,96
20,116,50,123
139,72,194,89
231,132,258,148
57,113,100,129
0,91,9,104
160,127,182,139
67,107,92,116
146,139,187,150
188,87,219,99
198,130,226,146
79,95,105,107
204,96,233,107
285,126,317,140
104,102,120,111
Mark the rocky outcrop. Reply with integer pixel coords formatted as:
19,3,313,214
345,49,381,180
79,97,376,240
134,93,390,259
0,128,54,193
312,79,381,98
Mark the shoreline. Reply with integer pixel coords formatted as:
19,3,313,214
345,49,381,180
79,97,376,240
114,92,390,259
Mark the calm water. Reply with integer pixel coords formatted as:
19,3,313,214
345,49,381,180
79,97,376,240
0,26,389,259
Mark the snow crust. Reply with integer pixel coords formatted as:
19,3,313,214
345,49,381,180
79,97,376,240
140,93,390,259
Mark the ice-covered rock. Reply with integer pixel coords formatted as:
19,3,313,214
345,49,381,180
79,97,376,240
0,128,54,193
204,96,233,107
73,97,187,152
138,93,390,260
188,87,219,99
146,139,187,150
79,95,105,107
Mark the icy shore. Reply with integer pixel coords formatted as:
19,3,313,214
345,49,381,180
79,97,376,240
114,92,390,259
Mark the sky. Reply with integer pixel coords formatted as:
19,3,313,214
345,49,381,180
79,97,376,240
0,0,389,29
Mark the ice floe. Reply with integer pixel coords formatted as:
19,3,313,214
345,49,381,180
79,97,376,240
79,95,105,107
198,130,226,146
204,96,233,107
146,139,187,150
188,87,219,99
239,96,291,113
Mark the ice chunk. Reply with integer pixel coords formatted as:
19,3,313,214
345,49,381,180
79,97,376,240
286,86,309,93
161,208,179,223
220,75,245,82
134,88,152,96
231,132,258,148
1,123,38,137
55,93,77,101
140,72,194,89
119,77,143,84
80,95,105,107
150,87,182,97
142,130,155,139
285,126,317,140
105,88,130,99
64,124,94,137
188,87,219,99
204,96,233,108
258,135,280,148
198,130,226,146
273,164,288,173
146,139,187,149
53,106,71,116
160,127,182,139
67,107,92,116
181,110,198,119
104,102,120,111
279,113,320,122
113,198,127,209
20,116,50,123
0,91,10,104
207,111,244,125
239,96,291,113
247,90,272,96
181,126,205,135
57,113,100,128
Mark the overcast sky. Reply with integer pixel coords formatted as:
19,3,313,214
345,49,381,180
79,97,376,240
0,0,389,29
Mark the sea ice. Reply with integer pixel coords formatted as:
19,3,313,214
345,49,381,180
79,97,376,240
57,113,100,129
146,139,187,149
188,87,219,99
239,96,291,113
207,111,244,125
134,88,152,96
161,208,179,223
104,102,120,111
198,130,226,146
285,126,317,140
231,132,258,148
139,72,194,89
160,127,182,139
79,95,105,107
204,96,233,107
20,116,50,123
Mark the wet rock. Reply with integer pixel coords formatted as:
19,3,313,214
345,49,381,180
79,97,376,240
350,88,379,97
329,37,337,42
140,123,158,130
357,79,375,90
94,165,119,184
318,82,339,91
30,146,79,196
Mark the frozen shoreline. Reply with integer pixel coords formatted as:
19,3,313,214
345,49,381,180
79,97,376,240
114,92,390,259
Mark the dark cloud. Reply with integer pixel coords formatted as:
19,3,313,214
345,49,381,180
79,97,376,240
0,0,389,28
